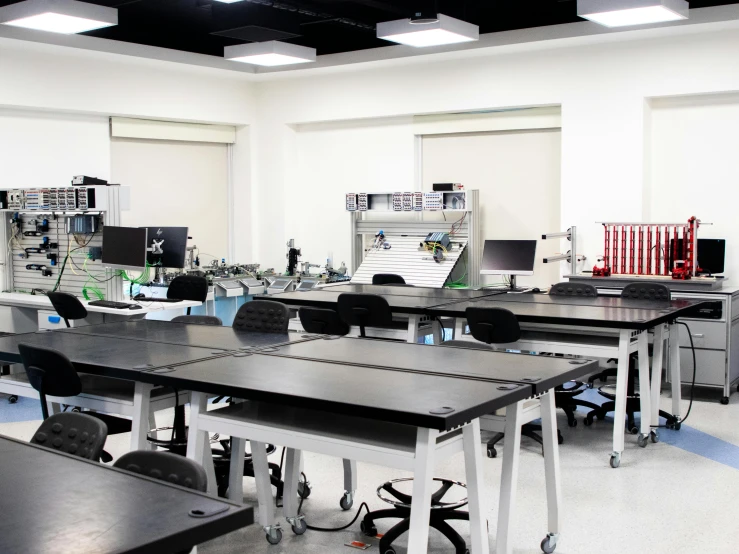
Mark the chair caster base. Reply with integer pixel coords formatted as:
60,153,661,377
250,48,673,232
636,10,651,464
721,396,730,405
8,395,17,404
360,520,377,537
487,447,497,458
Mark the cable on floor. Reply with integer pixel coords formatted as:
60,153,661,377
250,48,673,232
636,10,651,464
297,472,371,532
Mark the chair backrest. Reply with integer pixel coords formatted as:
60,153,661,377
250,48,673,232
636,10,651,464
47,292,87,325
233,300,289,333
31,412,108,461
171,315,223,326
167,275,209,302
298,307,350,335
549,282,598,297
114,450,208,492
372,274,406,285
337,293,393,337
621,283,671,301
19,343,82,399
465,307,521,344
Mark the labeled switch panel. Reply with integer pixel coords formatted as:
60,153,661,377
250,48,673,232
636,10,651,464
392,193,403,211
413,192,424,211
357,193,368,211
402,192,413,211
423,192,443,211
346,193,357,211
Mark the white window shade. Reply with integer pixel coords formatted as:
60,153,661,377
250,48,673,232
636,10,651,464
110,118,236,144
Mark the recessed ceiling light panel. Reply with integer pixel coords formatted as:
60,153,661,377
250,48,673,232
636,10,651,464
0,0,117,34
225,40,316,67
577,0,688,28
377,13,479,48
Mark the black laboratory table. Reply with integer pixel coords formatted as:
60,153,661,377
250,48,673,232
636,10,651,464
0,435,253,554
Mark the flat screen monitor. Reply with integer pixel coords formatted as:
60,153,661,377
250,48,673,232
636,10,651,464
102,226,148,271
143,227,188,268
481,240,537,276
670,238,726,275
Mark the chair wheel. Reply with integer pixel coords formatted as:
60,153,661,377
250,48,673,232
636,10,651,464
568,419,577,428
583,417,592,426
557,434,564,445
487,447,497,459
339,492,353,511
265,528,282,545
297,481,311,499
8,395,17,404
721,396,730,405
360,520,377,537
628,426,639,435
673,422,682,431
291,519,307,535
383,548,396,554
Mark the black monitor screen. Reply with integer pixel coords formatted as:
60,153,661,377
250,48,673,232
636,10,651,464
481,240,538,275
144,227,188,268
102,226,148,270
669,238,726,275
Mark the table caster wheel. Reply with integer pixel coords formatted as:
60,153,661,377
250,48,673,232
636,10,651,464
541,536,557,553
360,520,377,537
583,417,592,426
8,395,17,404
487,447,497,459
673,421,682,431
265,527,282,545
291,519,307,535
721,396,730,405
637,433,648,448
297,480,311,499
340,492,354,511
650,430,659,443
610,453,621,468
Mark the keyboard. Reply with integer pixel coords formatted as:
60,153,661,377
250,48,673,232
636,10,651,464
133,297,182,303
88,300,132,309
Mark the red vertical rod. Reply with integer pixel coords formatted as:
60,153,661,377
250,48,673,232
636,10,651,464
638,226,644,275
655,226,661,276
620,226,627,274
646,226,653,275
603,225,611,272
629,226,635,274
671,226,679,275
682,225,688,261
612,225,619,275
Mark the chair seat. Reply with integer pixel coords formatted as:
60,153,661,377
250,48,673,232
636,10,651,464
598,384,641,401
88,411,133,434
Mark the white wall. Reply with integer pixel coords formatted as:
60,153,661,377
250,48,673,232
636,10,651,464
422,129,562,288
650,94,739,278
250,27,739,276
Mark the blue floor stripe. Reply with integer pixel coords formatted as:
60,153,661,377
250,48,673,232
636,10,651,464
0,395,42,423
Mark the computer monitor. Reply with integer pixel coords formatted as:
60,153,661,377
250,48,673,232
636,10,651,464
670,238,726,275
102,226,148,271
481,239,538,289
143,226,189,268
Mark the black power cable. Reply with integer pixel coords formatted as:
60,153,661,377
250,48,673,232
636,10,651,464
296,472,371,532
676,321,697,425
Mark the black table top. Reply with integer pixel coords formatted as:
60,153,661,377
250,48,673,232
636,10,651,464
0,332,222,381
139,352,534,431
0,435,253,554
269,290,468,314
61,320,311,350
260,336,597,395
429,297,705,330
322,284,506,300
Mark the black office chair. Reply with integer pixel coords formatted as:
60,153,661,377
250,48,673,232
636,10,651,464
31,412,108,462
168,275,208,316
114,450,207,491
465,307,561,456
212,299,295,499
585,283,679,430
337,293,393,338
19,343,133,463
171,315,222,326
298,307,349,335
47,292,87,327
372,273,406,285
547,283,603,427
232,300,289,333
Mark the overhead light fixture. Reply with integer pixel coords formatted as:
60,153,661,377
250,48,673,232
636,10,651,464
377,13,479,48
212,0,244,4
577,0,688,28
0,0,117,34
225,40,316,67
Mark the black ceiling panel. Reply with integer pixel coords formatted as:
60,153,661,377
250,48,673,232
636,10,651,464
0,0,735,58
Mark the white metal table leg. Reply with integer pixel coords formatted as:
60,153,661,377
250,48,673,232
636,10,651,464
497,399,523,554
185,391,208,464
540,391,561,552
650,325,666,432
454,318,465,340
407,314,420,343
283,448,304,531
432,320,443,345
343,458,357,503
131,382,153,451
228,437,246,503
203,441,217,496
407,427,439,554
637,331,652,440
250,440,277,531
611,330,631,467
462,419,490,554
669,322,682,421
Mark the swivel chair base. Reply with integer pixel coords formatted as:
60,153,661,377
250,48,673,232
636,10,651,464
486,424,563,458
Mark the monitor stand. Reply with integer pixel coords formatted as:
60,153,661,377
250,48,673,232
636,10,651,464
506,275,526,293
